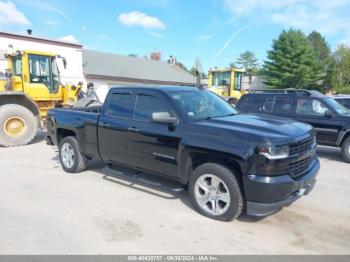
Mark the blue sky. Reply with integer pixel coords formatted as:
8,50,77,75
1,0,350,72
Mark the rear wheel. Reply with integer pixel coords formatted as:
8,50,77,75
189,163,243,221
59,136,87,173
0,104,38,147
341,137,350,163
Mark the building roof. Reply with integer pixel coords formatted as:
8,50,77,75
0,31,82,48
83,50,196,86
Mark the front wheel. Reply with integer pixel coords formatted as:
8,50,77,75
189,163,243,221
341,137,350,163
59,136,87,173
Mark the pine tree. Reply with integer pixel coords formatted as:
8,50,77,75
235,51,259,73
308,31,331,65
263,29,322,90
308,31,332,90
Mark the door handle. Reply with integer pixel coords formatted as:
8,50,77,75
128,127,139,132
100,122,110,127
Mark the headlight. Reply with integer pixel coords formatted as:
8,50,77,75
259,145,289,159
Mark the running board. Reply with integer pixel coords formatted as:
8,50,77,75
103,165,185,193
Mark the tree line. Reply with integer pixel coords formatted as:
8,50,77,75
233,29,350,94
128,29,350,94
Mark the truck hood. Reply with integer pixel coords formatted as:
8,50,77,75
197,114,312,143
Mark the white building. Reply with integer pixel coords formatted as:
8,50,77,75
83,50,196,101
0,31,197,102
0,31,85,86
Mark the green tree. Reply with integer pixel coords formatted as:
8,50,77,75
175,61,190,73
190,58,204,77
308,31,332,89
308,31,331,65
235,51,259,74
128,53,138,57
328,44,350,94
229,62,237,68
263,29,322,90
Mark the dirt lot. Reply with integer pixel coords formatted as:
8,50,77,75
0,133,350,254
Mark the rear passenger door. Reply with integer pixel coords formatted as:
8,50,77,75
236,94,266,113
127,91,181,177
98,91,134,164
270,96,295,118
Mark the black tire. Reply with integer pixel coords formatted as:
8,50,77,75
341,137,350,163
59,136,87,173
188,163,243,221
0,104,38,147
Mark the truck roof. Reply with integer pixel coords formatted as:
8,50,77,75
109,85,199,93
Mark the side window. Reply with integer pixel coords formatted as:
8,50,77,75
296,98,328,116
345,100,350,109
338,99,350,109
238,95,264,112
107,93,133,118
29,55,51,86
272,96,293,113
12,55,22,76
262,96,275,113
134,94,168,121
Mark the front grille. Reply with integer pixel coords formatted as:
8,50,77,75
289,137,313,155
289,157,311,178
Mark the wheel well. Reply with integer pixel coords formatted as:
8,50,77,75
57,128,76,143
341,132,350,146
0,94,39,118
188,152,242,179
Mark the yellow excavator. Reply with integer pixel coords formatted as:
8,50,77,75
208,67,248,104
0,50,83,147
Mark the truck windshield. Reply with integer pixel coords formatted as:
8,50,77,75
323,98,350,114
169,90,238,121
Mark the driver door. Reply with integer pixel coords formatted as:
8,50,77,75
127,91,181,177
294,98,340,146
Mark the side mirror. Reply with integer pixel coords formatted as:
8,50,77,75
325,109,335,118
151,112,179,125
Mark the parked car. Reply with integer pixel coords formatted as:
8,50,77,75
334,95,350,110
236,89,350,162
46,86,319,221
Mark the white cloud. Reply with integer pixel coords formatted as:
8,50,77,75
149,31,164,38
59,35,78,43
118,11,166,30
0,1,30,26
197,34,213,41
223,0,350,40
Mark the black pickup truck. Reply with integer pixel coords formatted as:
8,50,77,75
46,86,319,221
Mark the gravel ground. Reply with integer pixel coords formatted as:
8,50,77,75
0,133,349,254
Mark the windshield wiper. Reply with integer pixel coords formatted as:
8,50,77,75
198,113,236,121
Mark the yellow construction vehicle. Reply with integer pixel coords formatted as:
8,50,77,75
0,50,82,147
208,67,248,104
